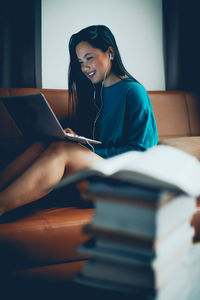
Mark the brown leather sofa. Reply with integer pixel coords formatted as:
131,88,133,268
0,88,200,288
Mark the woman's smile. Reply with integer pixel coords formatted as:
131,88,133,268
87,70,96,79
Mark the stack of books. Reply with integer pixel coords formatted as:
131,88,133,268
54,145,200,299
76,181,196,299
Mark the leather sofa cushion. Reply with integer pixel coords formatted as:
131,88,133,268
9,260,85,282
159,136,200,160
0,206,93,271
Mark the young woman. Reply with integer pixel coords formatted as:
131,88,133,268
0,25,158,216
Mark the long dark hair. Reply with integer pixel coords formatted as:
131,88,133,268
68,25,136,135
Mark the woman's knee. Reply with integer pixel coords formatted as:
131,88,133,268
45,141,94,173
45,141,72,161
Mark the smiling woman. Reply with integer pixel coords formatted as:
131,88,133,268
68,25,158,158
0,25,158,216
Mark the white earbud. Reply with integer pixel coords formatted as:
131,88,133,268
109,54,113,60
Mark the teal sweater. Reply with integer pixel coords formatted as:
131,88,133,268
93,78,158,158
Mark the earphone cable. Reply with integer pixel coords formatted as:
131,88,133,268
92,57,110,140
86,139,94,152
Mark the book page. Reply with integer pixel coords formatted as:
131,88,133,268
92,145,200,196
91,150,142,175
117,145,200,196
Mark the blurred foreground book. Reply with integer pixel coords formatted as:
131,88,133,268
59,146,200,299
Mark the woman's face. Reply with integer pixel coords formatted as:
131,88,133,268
75,41,112,84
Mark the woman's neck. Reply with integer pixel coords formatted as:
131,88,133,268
103,73,127,87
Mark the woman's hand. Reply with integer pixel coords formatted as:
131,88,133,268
64,128,77,135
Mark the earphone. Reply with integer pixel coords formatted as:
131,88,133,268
109,53,113,60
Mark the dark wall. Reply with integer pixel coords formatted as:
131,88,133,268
0,0,41,88
163,0,200,93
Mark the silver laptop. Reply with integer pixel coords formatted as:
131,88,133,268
1,93,101,145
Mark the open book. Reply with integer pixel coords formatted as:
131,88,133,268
54,145,200,197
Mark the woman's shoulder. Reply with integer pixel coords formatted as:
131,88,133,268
104,77,148,101
122,78,148,98
121,78,152,110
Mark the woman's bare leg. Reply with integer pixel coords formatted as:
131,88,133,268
0,141,103,215
0,141,46,190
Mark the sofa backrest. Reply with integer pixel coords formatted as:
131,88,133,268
149,91,200,139
0,88,200,140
